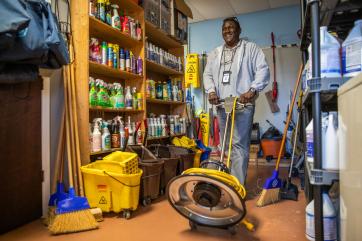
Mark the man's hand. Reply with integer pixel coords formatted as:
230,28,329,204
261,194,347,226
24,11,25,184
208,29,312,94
208,92,219,105
239,90,256,103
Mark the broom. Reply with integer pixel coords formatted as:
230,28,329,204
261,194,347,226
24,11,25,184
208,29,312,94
46,110,67,226
256,64,303,207
48,66,98,234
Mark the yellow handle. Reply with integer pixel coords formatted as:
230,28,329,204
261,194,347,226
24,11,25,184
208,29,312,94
226,98,238,169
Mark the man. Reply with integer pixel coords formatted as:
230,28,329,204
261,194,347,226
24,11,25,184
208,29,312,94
203,17,270,185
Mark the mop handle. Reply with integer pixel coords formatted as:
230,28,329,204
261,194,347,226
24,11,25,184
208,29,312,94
226,98,238,169
275,64,303,171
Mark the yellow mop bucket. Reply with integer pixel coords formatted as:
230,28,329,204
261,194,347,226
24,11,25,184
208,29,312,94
81,161,142,213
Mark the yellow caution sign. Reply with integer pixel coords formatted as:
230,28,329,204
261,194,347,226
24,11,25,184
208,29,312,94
185,54,200,88
199,113,209,146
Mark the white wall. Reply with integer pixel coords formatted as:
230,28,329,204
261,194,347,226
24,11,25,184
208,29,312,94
255,47,301,135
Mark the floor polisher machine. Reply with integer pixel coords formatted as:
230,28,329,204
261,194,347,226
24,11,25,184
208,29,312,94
167,96,254,234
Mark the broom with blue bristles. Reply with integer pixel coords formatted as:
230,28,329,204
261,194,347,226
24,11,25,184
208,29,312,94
256,64,303,207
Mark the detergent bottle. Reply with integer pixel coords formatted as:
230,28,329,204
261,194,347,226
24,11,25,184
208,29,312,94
306,192,337,241
111,4,120,30
92,121,102,152
308,27,341,79
324,112,339,170
342,20,362,77
101,122,111,151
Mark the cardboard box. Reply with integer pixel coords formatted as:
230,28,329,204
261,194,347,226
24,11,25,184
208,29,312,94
142,0,160,27
170,0,192,43
160,0,171,34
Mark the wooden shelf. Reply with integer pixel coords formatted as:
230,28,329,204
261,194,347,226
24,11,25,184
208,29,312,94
89,61,143,80
90,107,144,113
89,17,142,48
146,98,185,105
113,0,143,14
147,133,186,141
145,21,183,50
90,148,122,156
146,60,183,76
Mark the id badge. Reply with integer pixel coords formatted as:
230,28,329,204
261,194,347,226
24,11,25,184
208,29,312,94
222,71,231,84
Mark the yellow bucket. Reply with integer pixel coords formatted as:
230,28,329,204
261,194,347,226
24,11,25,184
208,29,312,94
81,161,142,213
103,151,138,174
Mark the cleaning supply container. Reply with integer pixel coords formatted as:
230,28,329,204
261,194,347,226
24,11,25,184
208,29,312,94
148,144,180,194
260,137,285,160
127,145,164,206
81,161,142,219
342,20,362,77
168,145,196,174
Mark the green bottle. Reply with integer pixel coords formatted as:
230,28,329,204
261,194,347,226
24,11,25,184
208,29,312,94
89,78,98,107
109,83,116,108
97,81,110,107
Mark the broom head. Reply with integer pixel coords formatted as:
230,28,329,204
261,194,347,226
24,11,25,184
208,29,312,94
48,182,68,207
49,188,98,234
256,170,282,207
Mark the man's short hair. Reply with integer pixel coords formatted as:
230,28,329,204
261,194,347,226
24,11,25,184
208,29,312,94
222,17,241,32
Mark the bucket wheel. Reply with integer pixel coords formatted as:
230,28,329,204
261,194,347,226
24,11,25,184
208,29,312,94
122,210,131,219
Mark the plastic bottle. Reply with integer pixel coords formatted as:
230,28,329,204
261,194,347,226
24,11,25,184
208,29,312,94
306,119,314,163
111,121,120,148
132,87,138,110
137,56,143,76
125,86,133,109
161,116,167,137
92,122,102,152
112,44,119,69
342,20,362,77
305,193,337,241
127,117,134,145
101,41,107,65
136,20,142,41
107,43,113,67
89,123,93,152
122,11,129,34
162,81,168,100
119,48,125,71
137,93,142,110
308,27,341,78
89,77,98,106
156,82,163,99
120,120,125,150
97,0,105,22
125,50,131,72
101,122,111,151
170,116,175,136
105,0,112,25
110,4,120,29
172,84,178,101
137,127,142,144
324,112,339,170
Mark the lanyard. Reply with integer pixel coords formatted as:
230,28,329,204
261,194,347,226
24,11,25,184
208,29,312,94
221,41,240,73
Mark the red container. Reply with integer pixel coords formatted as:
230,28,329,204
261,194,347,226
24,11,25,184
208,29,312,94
260,139,285,159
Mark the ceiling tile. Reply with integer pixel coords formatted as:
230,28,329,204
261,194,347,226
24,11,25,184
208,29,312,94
184,0,206,22
228,0,270,15
185,0,236,21
268,0,299,9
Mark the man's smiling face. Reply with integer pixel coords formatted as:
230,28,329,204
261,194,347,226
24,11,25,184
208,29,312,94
222,20,240,47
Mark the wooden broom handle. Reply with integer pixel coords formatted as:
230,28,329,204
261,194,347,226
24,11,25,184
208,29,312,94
51,108,65,193
275,64,303,171
63,67,74,188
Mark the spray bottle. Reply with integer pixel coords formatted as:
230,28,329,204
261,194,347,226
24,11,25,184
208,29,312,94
101,121,111,150
122,11,129,34
111,119,120,148
127,116,134,145
89,77,98,107
92,121,102,152
111,4,120,30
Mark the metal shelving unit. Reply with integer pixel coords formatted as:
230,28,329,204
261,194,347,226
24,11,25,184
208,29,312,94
300,1,362,240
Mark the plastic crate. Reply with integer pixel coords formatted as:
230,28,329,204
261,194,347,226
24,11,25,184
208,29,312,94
81,161,142,213
168,145,195,173
127,145,158,162
307,77,348,92
103,151,139,174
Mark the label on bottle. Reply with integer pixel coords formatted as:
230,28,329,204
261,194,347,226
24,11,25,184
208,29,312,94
306,213,337,241
125,98,133,109
344,40,362,74
120,134,126,149
111,134,120,148
103,134,111,150
306,131,314,162
92,135,101,152
321,46,341,76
